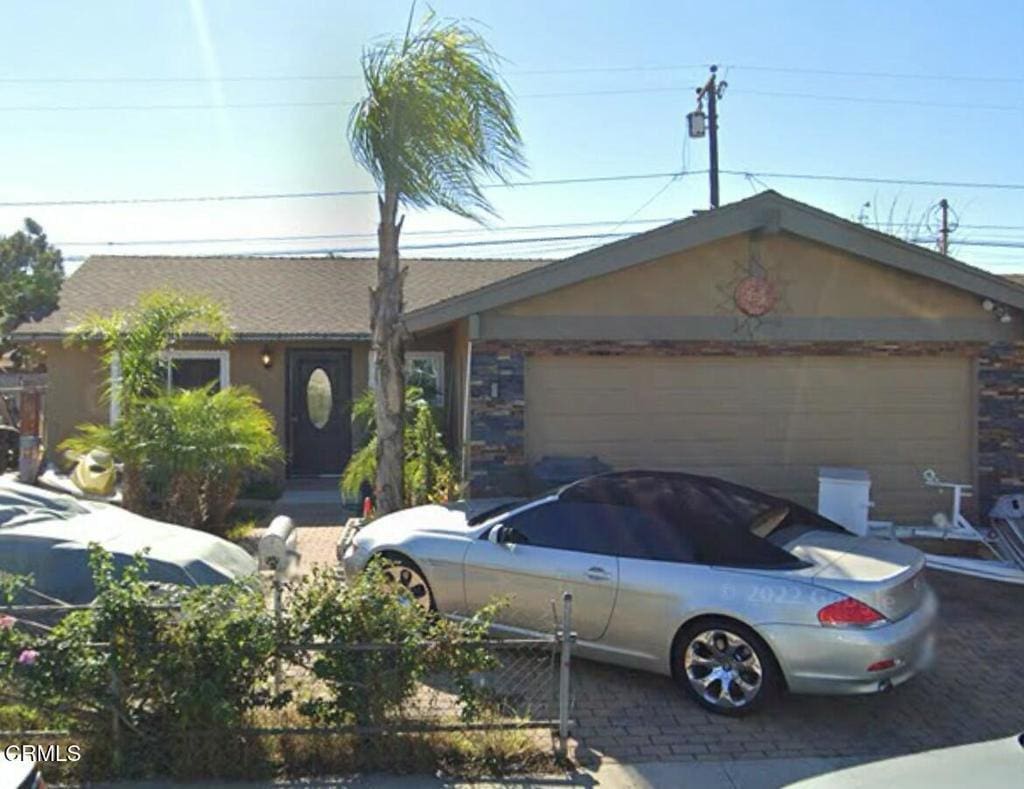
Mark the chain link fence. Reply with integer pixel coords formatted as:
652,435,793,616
1,587,576,777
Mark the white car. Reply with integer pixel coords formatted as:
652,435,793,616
791,733,1024,788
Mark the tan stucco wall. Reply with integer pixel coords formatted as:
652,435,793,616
38,342,107,462
38,339,371,477
495,232,988,320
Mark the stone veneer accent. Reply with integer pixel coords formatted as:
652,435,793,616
977,342,1024,512
469,339,1024,515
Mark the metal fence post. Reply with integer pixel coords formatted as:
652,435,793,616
558,591,574,753
273,577,283,695
109,664,122,776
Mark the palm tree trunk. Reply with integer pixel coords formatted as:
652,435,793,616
371,189,406,514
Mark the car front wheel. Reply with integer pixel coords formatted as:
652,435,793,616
672,618,779,715
378,555,435,612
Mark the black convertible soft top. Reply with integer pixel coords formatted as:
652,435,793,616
559,470,813,568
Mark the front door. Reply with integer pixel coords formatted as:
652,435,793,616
288,350,352,476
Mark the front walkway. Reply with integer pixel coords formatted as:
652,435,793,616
272,476,354,525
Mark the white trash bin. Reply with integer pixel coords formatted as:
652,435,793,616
817,467,872,536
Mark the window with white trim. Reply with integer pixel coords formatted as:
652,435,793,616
368,350,446,406
109,350,230,423
163,350,230,392
407,351,445,406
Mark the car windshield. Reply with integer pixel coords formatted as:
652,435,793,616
465,487,563,526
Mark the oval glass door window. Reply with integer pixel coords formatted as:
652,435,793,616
306,368,332,429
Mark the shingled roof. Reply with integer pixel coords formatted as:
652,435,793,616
15,255,551,340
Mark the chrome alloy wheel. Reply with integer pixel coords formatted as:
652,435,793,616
683,629,764,710
381,563,432,610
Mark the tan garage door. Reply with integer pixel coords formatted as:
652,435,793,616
525,355,973,522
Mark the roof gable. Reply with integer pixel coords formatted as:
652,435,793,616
404,191,1024,332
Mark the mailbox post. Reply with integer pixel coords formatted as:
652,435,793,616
259,516,300,694
18,388,43,483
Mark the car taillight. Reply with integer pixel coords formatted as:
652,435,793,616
817,597,886,627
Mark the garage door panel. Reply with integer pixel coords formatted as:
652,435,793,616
525,355,972,522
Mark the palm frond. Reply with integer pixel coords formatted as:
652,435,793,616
348,12,525,220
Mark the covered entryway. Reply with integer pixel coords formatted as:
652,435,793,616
525,354,973,522
287,349,352,476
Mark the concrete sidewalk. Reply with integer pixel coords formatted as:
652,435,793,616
95,755,868,788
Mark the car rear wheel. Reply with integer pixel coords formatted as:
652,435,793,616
673,618,779,715
378,555,435,612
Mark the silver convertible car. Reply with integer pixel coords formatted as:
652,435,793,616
340,471,938,714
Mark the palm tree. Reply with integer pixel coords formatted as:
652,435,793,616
348,10,524,514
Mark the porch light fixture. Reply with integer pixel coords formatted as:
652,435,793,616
260,346,273,369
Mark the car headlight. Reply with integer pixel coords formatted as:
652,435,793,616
340,539,368,564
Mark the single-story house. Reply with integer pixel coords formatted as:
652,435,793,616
16,191,1024,523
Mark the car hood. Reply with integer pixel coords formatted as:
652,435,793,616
358,498,520,543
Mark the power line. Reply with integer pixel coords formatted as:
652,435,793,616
60,230,635,262
721,169,1024,192
735,89,1023,113
724,63,1024,85
52,216,677,247
1,61,1020,84
0,171,695,207
8,167,1024,210
60,229,1024,254
4,87,1022,113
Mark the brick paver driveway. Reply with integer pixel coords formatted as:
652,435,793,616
569,570,1023,764
280,518,1021,766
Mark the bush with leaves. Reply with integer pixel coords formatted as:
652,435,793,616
341,387,458,507
284,562,499,727
0,546,277,778
62,290,282,531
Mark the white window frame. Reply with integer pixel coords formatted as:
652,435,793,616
368,350,446,405
162,349,231,391
109,350,230,423
407,351,445,406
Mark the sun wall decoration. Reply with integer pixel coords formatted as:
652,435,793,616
714,238,790,338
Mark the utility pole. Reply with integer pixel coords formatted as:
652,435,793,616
939,198,950,255
688,65,727,208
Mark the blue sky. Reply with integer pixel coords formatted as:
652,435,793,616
1,0,1023,271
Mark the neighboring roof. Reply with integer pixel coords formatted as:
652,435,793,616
1005,274,1024,287
404,190,1024,331
14,256,550,340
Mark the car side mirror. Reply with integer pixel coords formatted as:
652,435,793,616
489,524,508,544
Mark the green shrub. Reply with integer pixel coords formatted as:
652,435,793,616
284,562,499,727
341,387,459,507
61,290,282,533
0,546,277,778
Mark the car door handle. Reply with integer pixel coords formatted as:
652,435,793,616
585,566,612,582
